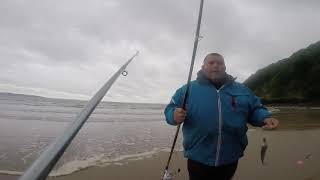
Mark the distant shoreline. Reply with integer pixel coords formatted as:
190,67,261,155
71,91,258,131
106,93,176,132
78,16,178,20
265,103,320,107
0,92,166,106
262,97,320,106
3,92,320,107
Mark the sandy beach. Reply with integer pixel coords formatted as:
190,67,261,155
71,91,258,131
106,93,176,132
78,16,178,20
2,128,320,180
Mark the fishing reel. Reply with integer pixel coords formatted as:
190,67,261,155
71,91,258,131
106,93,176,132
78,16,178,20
162,169,181,180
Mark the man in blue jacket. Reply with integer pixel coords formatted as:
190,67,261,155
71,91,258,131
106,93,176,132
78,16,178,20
164,53,279,180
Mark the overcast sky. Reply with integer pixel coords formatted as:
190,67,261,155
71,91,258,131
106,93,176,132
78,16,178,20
1,0,319,103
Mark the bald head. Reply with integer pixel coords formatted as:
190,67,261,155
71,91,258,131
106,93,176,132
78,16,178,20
203,53,225,64
202,53,226,82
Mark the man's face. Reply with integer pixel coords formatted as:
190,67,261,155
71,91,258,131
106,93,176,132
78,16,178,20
202,55,226,81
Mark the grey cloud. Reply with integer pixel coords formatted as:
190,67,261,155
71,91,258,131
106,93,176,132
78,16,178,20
0,0,319,103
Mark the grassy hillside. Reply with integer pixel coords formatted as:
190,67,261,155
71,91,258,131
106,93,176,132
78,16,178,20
244,41,320,104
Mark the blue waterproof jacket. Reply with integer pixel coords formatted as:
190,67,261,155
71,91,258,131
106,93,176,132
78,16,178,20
164,71,271,166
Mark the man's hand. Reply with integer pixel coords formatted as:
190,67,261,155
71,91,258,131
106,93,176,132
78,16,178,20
174,108,186,124
262,118,279,130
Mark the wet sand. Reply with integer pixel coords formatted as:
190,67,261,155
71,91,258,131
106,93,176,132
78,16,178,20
2,129,320,180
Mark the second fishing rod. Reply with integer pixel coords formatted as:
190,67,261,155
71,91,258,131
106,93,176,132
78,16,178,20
163,0,205,178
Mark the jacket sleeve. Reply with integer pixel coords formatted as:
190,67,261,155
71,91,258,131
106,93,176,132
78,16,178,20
247,93,272,127
164,87,184,126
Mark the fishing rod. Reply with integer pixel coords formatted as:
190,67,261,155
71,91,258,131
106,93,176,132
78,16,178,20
162,0,204,179
19,51,139,180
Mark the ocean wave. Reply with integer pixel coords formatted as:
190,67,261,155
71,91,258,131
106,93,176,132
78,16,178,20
0,170,23,176
50,147,182,177
0,148,183,177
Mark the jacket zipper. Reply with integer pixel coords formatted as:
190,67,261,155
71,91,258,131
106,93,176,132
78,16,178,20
215,85,225,166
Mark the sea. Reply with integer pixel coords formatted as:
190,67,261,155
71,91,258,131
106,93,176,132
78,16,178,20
0,93,183,176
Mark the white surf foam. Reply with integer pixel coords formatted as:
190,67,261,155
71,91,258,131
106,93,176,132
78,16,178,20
0,170,23,176
49,147,175,177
